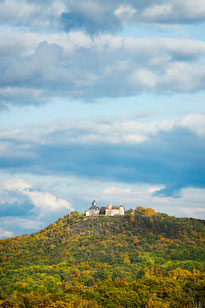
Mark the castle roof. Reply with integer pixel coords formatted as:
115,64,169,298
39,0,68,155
88,205,100,211
88,200,100,211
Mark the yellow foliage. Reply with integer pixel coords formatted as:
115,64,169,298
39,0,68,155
146,298,170,308
115,243,123,247
135,206,155,216
123,255,131,265
130,215,135,223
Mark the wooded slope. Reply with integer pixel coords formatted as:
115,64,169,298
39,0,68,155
0,209,205,307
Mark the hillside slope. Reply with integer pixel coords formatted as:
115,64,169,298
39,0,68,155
0,210,205,307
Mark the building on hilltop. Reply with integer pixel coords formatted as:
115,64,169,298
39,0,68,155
85,201,125,216
85,200,100,216
101,204,125,216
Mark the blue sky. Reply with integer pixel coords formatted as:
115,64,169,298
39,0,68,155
0,0,205,238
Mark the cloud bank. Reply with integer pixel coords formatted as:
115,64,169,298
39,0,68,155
1,31,205,107
60,0,205,34
2,0,205,33
0,114,204,196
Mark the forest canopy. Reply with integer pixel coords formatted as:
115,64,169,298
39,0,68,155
0,208,205,307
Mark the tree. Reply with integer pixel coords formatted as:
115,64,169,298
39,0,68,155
135,207,155,216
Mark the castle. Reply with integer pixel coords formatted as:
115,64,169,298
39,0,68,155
85,200,125,216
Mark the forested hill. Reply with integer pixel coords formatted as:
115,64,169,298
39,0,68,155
0,208,205,307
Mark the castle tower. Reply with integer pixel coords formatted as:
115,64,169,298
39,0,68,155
92,200,97,207
119,205,125,215
85,200,100,216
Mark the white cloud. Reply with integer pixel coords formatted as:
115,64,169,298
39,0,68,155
0,115,171,146
104,186,131,194
116,0,205,24
147,186,161,193
0,0,66,28
0,227,14,238
114,5,137,22
4,178,31,192
62,0,205,33
131,69,157,89
1,113,204,149
177,0,205,19
0,87,46,105
142,4,173,21
179,114,205,137
0,216,44,231
0,0,39,22
102,185,165,207
179,207,205,218
4,178,74,215
1,0,205,36
1,30,205,104
23,190,73,213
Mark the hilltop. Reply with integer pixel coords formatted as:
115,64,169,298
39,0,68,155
0,208,205,307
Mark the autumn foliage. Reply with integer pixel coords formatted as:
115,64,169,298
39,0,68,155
0,208,205,307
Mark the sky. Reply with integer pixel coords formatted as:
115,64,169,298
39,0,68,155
0,0,205,238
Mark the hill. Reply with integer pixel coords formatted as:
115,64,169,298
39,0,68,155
0,209,205,307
